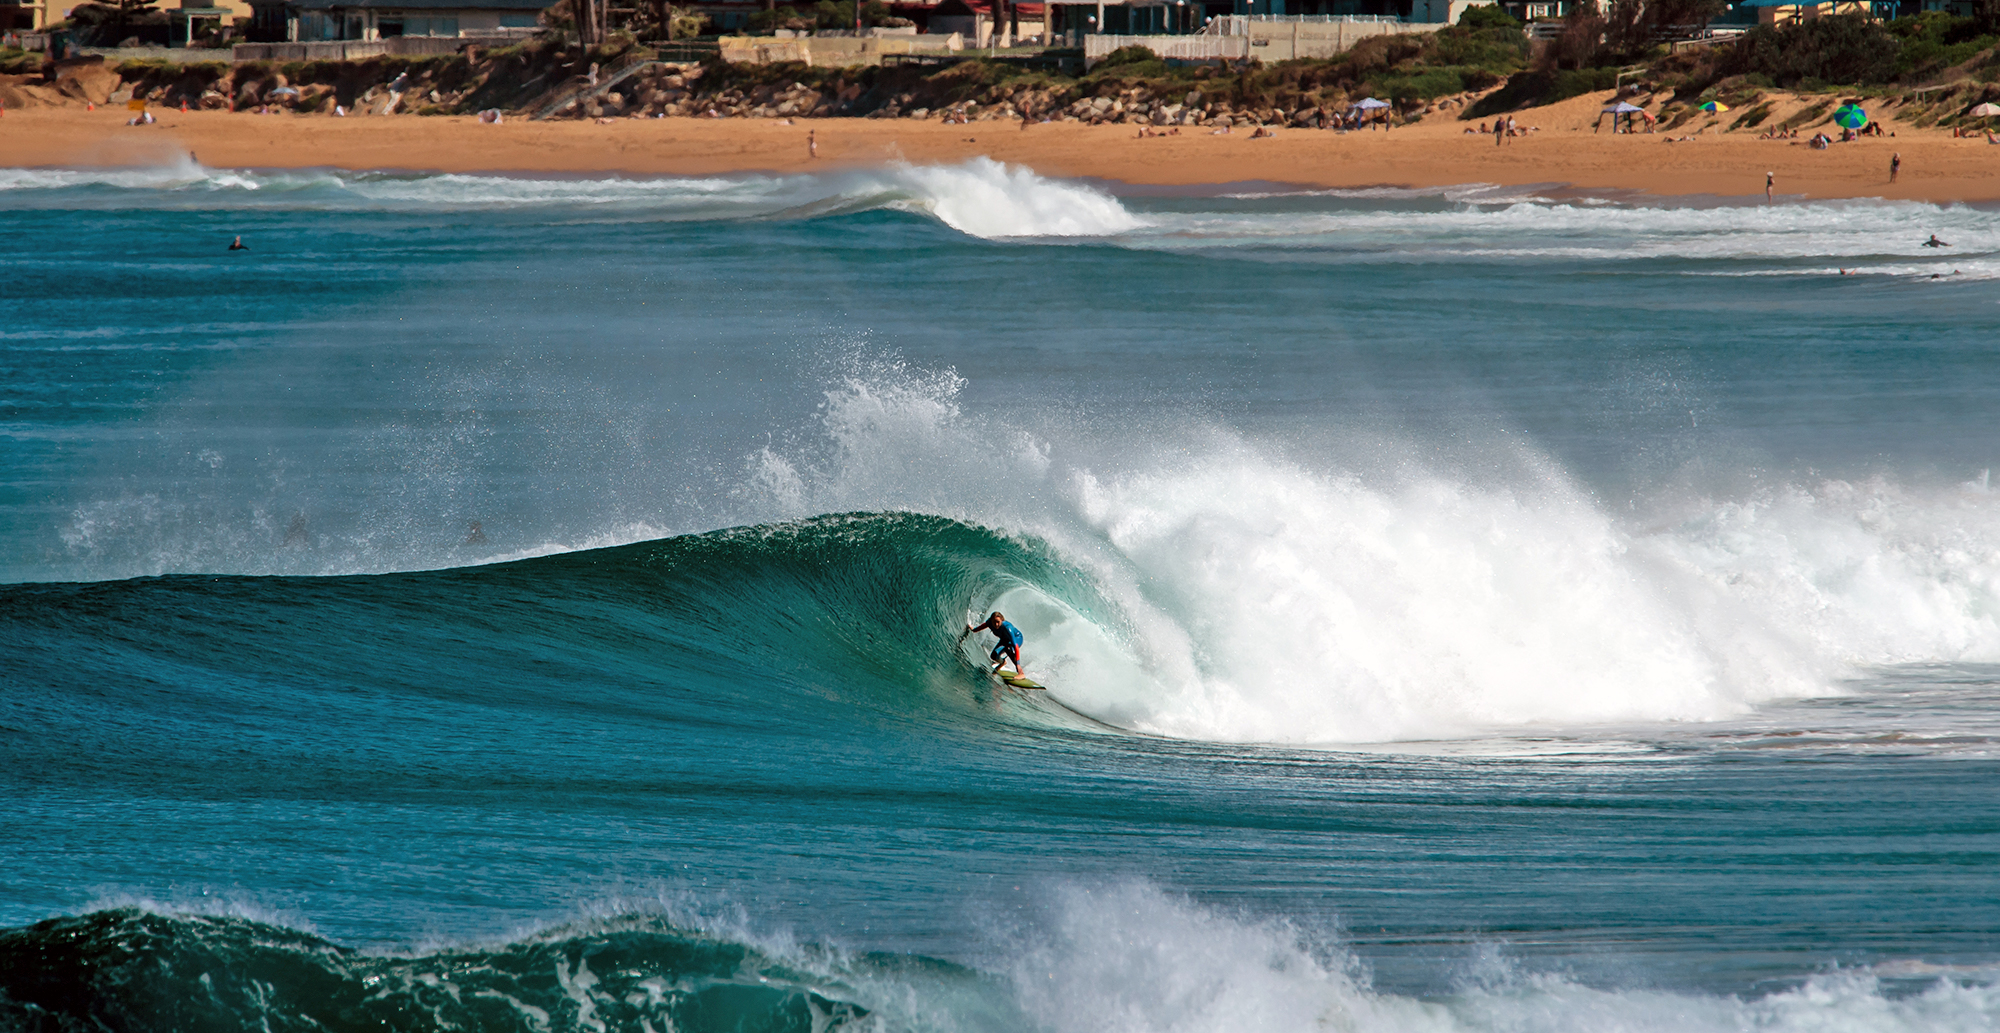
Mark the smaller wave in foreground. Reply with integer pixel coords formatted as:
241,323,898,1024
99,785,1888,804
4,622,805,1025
6,887,1999,1033
0,908,880,1033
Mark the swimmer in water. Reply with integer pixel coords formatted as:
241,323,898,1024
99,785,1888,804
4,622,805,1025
1923,235,1951,248
228,236,247,251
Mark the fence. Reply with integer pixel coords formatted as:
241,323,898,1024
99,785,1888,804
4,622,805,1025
231,34,526,62
1086,33,1247,63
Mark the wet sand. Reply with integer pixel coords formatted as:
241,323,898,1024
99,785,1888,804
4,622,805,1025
6,90,1995,201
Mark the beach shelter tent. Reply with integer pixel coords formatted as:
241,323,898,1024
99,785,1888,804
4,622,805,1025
1597,101,1645,133
1348,96,1392,126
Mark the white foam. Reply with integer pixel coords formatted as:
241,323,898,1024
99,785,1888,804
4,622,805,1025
738,362,2000,744
1122,196,2000,265
986,883,2000,1033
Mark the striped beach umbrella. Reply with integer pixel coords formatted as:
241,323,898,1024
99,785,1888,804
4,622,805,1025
1832,103,1869,130
1698,100,1729,113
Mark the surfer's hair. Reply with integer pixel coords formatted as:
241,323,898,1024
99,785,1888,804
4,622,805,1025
990,611,1004,622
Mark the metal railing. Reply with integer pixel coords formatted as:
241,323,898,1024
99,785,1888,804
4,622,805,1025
527,47,660,119
1204,13,1401,34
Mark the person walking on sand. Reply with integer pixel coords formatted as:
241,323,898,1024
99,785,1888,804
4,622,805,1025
1766,171,1774,203
1890,152,1900,183
808,129,817,159
1494,118,1504,147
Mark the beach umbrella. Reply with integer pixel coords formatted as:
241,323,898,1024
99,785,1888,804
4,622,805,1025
1698,100,1728,113
1603,102,1644,113
265,86,300,98
1832,103,1868,130
1351,98,1391,110
1970,102,2000,116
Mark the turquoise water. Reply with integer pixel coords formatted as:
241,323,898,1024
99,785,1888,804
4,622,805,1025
3,158,2000,1032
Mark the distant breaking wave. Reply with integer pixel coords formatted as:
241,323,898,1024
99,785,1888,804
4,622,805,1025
0,157,1141,240
3,157,1996,269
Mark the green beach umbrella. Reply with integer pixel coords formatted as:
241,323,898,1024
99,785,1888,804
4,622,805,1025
1832,103,1869,130
1699,100,1729,113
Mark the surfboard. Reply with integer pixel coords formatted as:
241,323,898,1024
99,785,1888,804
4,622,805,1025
996,670,1045,690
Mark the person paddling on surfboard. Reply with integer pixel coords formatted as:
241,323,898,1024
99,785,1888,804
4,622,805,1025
966,611,1025,677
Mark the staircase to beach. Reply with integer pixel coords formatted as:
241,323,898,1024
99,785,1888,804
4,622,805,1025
524,43,716,120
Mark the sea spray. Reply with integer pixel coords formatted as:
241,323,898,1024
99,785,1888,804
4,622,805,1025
995,883,2000,1033
737,363,2000,743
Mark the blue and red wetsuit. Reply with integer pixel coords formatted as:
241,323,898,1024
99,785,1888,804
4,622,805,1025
987,619,1023,670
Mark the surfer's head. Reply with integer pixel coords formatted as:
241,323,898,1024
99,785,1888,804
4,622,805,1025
989,611,1004,623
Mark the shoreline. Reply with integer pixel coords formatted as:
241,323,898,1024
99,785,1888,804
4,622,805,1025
8,89,2000,203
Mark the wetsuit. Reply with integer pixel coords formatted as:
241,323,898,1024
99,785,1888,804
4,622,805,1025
988,620,1023,669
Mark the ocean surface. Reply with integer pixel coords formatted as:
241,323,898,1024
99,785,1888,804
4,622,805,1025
3,157,2000,1033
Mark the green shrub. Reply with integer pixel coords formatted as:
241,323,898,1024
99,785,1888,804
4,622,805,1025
1723,15,1898,87
1457,4,1521,32
1092,45,1158,71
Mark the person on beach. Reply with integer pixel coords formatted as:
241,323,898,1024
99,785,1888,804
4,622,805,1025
808,130,817,159
1891,153,1901,183
966,611,1025,676
1766,171,1774,203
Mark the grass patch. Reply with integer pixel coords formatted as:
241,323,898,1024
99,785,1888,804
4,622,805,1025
1730,102,1775,129
1775,98,1832,131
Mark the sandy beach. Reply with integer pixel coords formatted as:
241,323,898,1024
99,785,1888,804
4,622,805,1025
6,89,1998,201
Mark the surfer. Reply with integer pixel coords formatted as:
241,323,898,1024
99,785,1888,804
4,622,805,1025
228,236,247,251
1923,235,1951,248
965,611,1025,677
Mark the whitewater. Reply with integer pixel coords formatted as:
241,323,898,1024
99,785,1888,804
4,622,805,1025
3,159,1999,1033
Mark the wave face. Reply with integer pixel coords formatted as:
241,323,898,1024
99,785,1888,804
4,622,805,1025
0,908,875,1033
